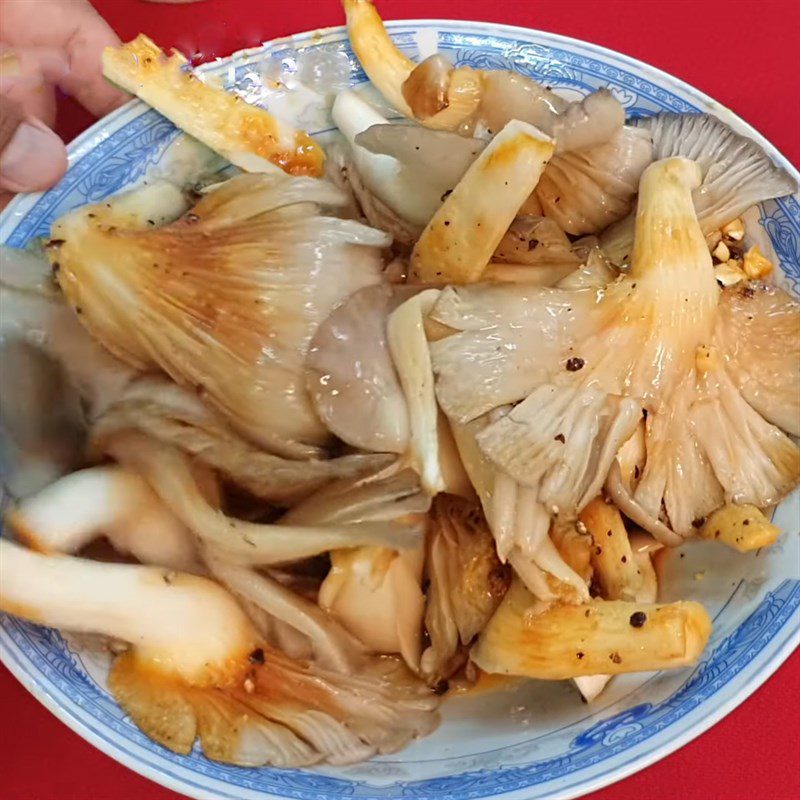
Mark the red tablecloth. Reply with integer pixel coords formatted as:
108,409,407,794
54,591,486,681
2,1,799,798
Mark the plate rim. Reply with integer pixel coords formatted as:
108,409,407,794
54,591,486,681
1,17,798,800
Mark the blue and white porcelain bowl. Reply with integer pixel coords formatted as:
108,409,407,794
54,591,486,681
1,20,798,800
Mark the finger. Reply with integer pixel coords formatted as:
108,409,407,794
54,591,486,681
0,95,67,193
0,47,66,127
1,0,126,117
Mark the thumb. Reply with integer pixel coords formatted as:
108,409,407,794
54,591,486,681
0,95,68,193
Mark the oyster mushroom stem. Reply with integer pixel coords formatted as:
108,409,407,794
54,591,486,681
105,432,421,565
7,465,201,573
0,540,439,765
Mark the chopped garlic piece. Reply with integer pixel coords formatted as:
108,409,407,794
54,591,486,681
714,261,747,286
705,230,722,250
721,218,745,241
742,245,773,279
712,240,730,262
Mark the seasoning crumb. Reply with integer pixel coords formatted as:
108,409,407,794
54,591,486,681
576,651,585,659
595,546,603,556
629,611,647,628
743,519,750,526
243,678,255,694
584,609,591,617
609,652,622,664
576,521,588,535
566,357,585,372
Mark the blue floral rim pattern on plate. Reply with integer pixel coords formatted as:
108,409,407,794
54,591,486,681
1,20,798,800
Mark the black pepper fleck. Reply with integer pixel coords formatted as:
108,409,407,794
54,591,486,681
743,519,750,526
441,189,452,202
629,611,647,628
609,652,622,664
595,546,603,556
566,357,585,372
554,433,566,443
432,679,449,695
249,648,265,664
576,651,585,659
444,220,450,226
621,555,627,563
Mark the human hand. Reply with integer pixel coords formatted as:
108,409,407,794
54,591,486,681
0,0,127,199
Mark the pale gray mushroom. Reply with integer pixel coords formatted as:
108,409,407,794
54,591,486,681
600,112,798,264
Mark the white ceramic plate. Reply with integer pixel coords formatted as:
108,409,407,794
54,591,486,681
1,19,799,800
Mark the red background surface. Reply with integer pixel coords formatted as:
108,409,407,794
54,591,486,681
2,0,799,798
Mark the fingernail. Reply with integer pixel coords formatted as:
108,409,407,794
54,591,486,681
0,119,67,192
